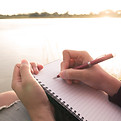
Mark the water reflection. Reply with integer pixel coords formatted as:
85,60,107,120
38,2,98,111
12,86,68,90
0,18,121,92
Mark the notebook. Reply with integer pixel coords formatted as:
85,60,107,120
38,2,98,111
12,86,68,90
34,60,121,121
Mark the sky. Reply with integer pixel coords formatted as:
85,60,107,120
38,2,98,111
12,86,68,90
0,0,121,15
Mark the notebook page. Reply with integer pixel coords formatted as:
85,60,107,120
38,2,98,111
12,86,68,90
35,60,121,121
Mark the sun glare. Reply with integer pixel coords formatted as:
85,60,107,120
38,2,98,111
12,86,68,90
102,16,112,18
0,0,121,15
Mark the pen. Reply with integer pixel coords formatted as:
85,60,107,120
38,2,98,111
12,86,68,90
54,53,114,79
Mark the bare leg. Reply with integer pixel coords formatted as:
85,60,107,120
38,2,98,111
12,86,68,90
0,91,19,107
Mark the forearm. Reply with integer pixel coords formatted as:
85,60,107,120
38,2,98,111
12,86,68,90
95,68,121,107
102,70,121,108
30,113,55,121
100,72,121,96
28,106,55,121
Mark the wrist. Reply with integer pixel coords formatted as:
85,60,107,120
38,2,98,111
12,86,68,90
101,73,121,96
28,104,55,121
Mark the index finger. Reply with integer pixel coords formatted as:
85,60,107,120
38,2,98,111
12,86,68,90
61,50,81,71
63,50,81,61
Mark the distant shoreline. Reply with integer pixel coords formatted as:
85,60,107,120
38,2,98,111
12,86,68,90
1,10,121,19
1,16,121,19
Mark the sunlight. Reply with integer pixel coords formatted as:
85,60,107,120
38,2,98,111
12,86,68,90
1,18,121,79
102,16,111,18
1,0,121,15
101,16,112,19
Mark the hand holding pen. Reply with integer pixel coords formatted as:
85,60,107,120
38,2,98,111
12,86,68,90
55,52,113,78
58,50,121,96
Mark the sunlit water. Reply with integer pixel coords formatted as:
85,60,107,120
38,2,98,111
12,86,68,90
0,18,121,92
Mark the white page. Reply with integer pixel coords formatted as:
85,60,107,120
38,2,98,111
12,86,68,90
35,60,121,121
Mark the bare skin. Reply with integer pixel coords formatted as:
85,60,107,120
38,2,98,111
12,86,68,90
1,49,121,121
0,60,55,121
59,50,121,96
12,60,55,121
0,91,18,107
0,62,43,107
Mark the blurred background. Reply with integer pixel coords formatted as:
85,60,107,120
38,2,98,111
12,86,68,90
0,0,121,92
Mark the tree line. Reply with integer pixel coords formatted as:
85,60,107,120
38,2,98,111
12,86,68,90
0,10,121,19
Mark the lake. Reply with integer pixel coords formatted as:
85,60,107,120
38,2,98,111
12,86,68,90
0,18,121,92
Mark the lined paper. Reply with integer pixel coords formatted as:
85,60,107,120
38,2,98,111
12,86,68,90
35,60,121,121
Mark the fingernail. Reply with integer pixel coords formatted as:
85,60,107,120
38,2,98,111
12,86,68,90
21,59,28,65
38,65,43,71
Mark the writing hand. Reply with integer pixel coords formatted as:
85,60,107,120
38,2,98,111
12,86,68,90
60,50,121,96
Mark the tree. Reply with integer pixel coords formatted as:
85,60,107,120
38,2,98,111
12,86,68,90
29,12,39,17
40,12,50,17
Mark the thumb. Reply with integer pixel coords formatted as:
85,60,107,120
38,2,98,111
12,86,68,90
60,68,86,81
20,59,32,80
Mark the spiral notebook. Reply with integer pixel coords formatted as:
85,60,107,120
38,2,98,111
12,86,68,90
34,60,121,121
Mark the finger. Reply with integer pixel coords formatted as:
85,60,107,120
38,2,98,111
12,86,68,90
62,50,83,70
61,50,71,70
31,63,43,74
66,80,73,85
20,59,32,80
63,50,81,60
61,61,69,71
37,64,43,71
31,68,34,74
59,68,86,82
30,62,39,75
61,59,75,72
73,80,80,84
61,59,75,70
12,64,21,90
69,59,75,68
16,64,21,69
63,50,93,64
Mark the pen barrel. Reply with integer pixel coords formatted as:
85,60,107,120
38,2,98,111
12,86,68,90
74,63,89,69
90,53,113,66
74,53,113,69
56,53,113,78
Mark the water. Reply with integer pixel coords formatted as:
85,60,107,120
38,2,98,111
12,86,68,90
0,18,121,92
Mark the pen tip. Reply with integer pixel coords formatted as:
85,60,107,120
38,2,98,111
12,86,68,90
53,75,60,79
53,77,57,79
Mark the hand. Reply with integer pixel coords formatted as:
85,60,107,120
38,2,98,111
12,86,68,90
12,60,55,121
59,50,121,96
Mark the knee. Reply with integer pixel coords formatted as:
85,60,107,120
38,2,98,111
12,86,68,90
0,91,19,107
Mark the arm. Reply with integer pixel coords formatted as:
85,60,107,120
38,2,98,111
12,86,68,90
60,50,121,96
12,60,55,121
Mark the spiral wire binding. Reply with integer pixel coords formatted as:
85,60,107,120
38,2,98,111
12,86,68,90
35,77,87,121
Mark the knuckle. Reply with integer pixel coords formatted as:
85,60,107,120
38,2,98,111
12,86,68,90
15,64,20,68
30,62,36,66
80,50,89,55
